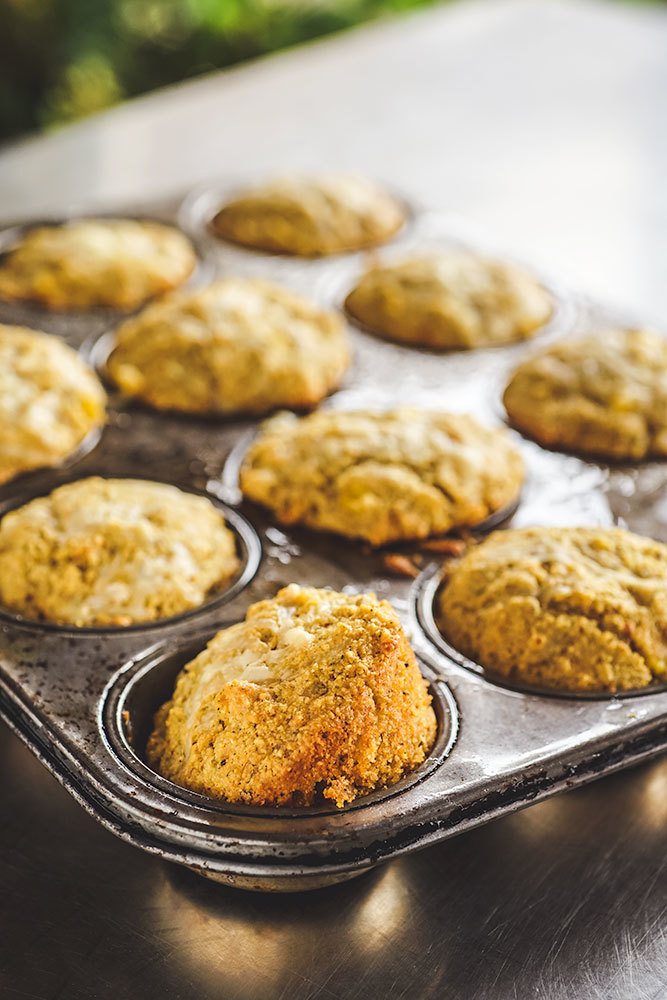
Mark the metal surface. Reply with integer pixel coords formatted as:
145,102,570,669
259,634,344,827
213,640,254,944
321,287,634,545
0,0,666,995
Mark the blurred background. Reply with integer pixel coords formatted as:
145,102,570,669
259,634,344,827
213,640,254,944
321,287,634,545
0,0,432,141
1,0,662,143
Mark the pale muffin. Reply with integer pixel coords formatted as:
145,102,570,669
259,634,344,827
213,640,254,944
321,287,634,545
0,324,106,485
503,328,667,460
147,584,437,807
0,477,239,626
211,174,405,256
437,526,667,693
105,277,350,415
0,219,196,310
240,409,523,546
345,252,553,349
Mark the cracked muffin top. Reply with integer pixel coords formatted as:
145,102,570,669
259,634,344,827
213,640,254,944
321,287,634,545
437,526,667,693
105,277,350,416
0,219,197,310
0,477,239,627
240,408,524,546
0,323,106,486
503,328,667,461
210,174,405,256
344,252,553,349
147,584,437,807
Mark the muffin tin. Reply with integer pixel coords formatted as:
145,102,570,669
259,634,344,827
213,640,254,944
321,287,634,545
0,194,665,892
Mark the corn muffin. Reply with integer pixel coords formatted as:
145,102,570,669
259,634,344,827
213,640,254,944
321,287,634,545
503,328,667,460
0,477,239,626
240,408,523,546
210,174,405,256
147,584,437,807
105,277,350,415
0,323,106,486
345,252,553,349
437,526,667,693
0,219,196,310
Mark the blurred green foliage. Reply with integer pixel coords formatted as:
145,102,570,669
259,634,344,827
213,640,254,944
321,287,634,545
0,0,434,140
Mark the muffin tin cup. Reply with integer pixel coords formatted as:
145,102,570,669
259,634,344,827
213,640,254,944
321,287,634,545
0,472,262,636
0,214,216,343
0,194,666,892
414,561,667,702
82,329,349,427
177,176,418,268
100,628,458,820
220,425,523,540
496,374,667,470
314,222,578,357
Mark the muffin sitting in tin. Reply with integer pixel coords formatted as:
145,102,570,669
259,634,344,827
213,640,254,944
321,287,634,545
0,323,106,486
0,219,197,310
104,277,350,416
345,252,553,349
437,526,667,693
147,584,437,807
503,328,667,461
240,408,523,546
0,477,239,627
210,174,405,256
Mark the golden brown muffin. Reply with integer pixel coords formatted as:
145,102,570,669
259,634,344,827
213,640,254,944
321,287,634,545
345,252,553,349
0,477,239,626
147,584,437,807
210,174,405,256
105,277,350,415
0,324,106,485
0,219,196,310
240,409,523,546
503,328,667,460
437,526,667,693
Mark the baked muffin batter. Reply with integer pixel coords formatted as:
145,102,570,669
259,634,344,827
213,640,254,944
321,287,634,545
240,408,523,546
105,277,350,415
345,252,553,349
0,324,106,485
0,477,239,626
503,328,667,460
437,526,667,693
147,584,437,807
211,174,405,256
0,219,196,310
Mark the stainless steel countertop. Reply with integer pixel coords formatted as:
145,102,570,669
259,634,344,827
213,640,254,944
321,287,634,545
1,0,666,996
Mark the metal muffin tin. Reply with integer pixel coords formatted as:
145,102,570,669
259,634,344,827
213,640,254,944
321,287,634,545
0,195,665,892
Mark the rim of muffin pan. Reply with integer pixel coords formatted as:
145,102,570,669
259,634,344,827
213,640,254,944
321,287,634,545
0,473,262,636
177,176,417,260
0,214,214,318
414,560,667,701
99,626,459,819
219,424,523,539
311,239,577,355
